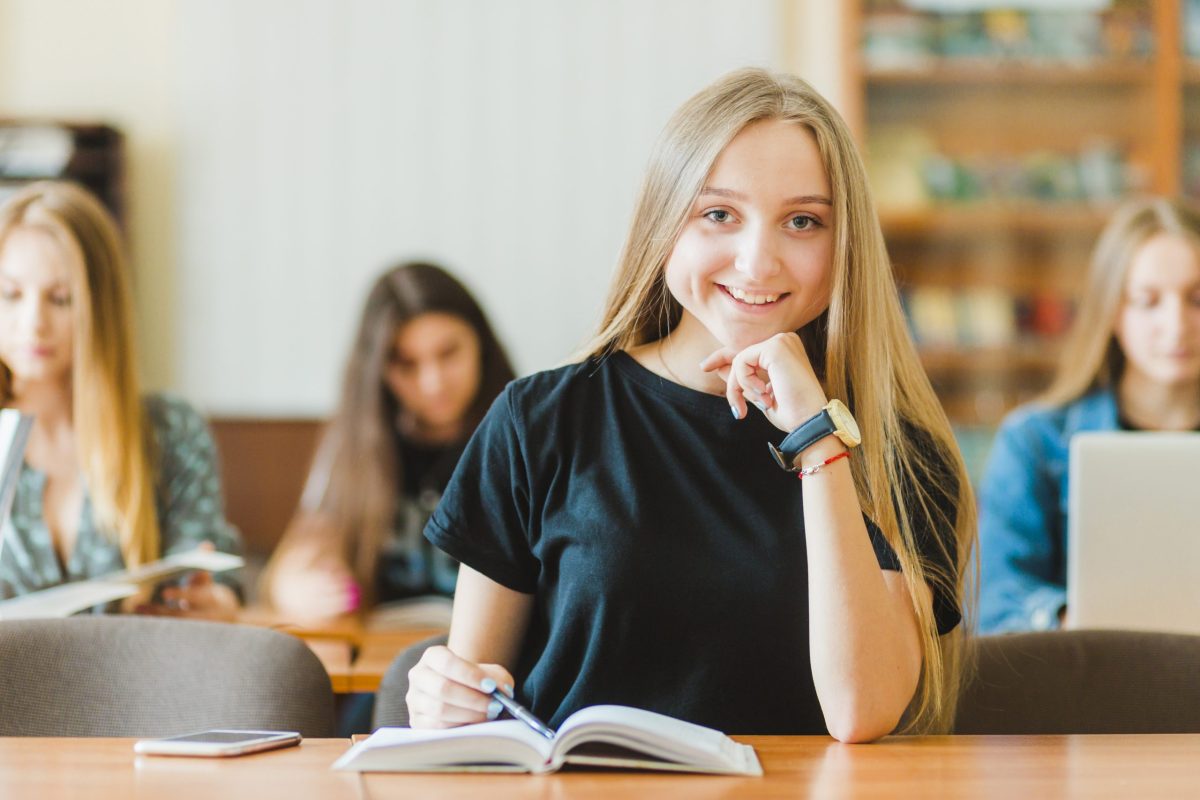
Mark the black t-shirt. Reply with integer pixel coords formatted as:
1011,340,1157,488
425,352,960,734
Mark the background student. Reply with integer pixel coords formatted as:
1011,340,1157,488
0,181,240,618
262,262,515,621
978,197,1200,634
405,68,975,742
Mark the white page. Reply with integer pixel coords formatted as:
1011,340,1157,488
0,580,138,620
554,705,762,775
114,549,243,586
0,548,243,618
333,721,554,772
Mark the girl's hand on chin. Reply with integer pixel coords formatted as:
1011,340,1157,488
700,332,827,433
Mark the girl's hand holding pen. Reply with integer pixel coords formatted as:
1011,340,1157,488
407,645,517,729
700,332,827,432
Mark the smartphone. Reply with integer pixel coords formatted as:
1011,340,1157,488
133,729,301,757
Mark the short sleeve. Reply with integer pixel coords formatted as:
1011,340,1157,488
867,428,963,636
424,386,540,594
148,396,243,586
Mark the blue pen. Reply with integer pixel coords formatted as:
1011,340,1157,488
481,678,555,740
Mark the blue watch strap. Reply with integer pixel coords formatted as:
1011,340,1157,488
768,409,836,471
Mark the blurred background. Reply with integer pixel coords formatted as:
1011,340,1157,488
2,0,1196,492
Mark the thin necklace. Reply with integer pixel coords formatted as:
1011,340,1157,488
656,339,689,387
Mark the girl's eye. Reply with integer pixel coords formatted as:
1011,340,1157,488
50,294,72,308
1128,293,1157,309
703,209,733,224
0,289,18,303
788,215,819,231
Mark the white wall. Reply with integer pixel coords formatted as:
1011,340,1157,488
1,0,848,416
175,0,780,414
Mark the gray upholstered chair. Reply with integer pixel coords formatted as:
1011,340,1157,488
956,629,1200,734
373,633,448,729
0,616,335,737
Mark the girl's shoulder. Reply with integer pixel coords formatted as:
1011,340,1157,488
142,393,215,450
997,389,1117,443
500,357,615,418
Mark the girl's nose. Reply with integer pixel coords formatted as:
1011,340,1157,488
733,226,781,282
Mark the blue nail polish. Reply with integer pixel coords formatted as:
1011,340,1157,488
480,677,497,693
487,699,503,720
752,400,766,412
731,406,740,419
503,684,514,697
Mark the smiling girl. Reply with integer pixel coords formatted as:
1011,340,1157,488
405,68,975,741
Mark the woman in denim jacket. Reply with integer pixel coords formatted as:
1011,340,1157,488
979,197,1200,633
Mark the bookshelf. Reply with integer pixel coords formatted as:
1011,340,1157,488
845,0,1186,445
0,121,126,230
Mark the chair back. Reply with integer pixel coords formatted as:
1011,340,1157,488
372,633,448,729
956,630,1200,734
0,617,335,736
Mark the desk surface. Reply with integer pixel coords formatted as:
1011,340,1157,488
4,735,1200,798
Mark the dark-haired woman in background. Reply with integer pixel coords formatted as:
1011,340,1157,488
262,262,515,621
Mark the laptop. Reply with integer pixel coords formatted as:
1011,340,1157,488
1068,432,1200,634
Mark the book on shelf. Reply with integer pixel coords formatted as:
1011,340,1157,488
333,704,763,776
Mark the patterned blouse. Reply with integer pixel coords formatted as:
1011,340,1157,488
0,394,241,599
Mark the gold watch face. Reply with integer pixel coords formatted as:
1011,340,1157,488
825,399,861,448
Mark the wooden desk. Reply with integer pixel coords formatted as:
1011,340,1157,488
238,607,445,693
303,638,354,694
348,627,445,692
9,735,1198,798
0,738,356,800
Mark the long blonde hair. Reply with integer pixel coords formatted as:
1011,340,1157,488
0,181,159,567
578,68,976,733
1040,197,1200,407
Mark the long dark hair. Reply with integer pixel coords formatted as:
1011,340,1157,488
304,261,514,595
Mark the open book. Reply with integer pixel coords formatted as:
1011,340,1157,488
332,705,762,776
0,549,243,619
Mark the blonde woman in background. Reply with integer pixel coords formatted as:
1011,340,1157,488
0,181,241,617
262,262,515,621
405,68,975,741
979,197,1200,634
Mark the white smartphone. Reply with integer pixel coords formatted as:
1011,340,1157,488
133,729,301,757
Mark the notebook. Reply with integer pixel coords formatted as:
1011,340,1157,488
332,704,763,775
1067,432,1200,634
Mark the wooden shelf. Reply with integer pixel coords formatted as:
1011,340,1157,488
879,204,1113,238
842,1,1183,426
866,60,1156,87
919,345,1060,376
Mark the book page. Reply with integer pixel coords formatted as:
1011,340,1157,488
554,705,762,776
0,580,139,620
333,721,555,773
0,548,243,618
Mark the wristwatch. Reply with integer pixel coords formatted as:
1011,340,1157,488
768,399,861,471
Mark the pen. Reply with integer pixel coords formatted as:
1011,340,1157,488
481,678,556,740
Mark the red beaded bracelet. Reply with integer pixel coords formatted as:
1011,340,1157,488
795,450,850,480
